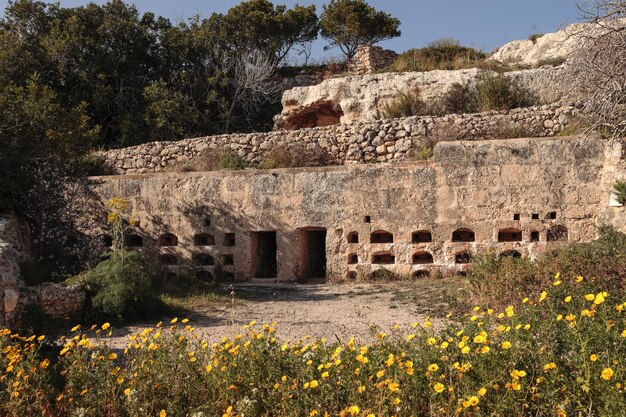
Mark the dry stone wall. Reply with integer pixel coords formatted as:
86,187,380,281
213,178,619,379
348,45,398,75
0,213,85,326
89,136,626,282
101,102,581,175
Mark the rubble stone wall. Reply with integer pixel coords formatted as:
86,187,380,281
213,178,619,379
100,102,581,175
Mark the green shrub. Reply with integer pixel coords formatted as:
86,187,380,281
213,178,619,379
389,43,486,73
260,144,329,169
474,72,537,111
466,226,626,311
73,154,115,176
75,250,153,320
441,83,478,114
217,149,249,170
613,180,626,204
380,89,430,119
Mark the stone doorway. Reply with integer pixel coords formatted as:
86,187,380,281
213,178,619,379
251,232,277,279
299,228,327,280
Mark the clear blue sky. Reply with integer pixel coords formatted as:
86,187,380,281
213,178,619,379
0,0,584,63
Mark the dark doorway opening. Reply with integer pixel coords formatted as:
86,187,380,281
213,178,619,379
299,228,327,280
251,232,277,278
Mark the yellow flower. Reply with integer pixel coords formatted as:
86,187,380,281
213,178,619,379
594,292,607,305
575,275,584,283
565,314,576,322
388,382,400,392
564,296,572,303
406,333,415,341
433,382,445,393
159,411,167,417
309,379,319,388
621,329,626,338
543,362,557,371
108,353,117,360
101,323,111,330
477,387,487,396
501,341,512,350
473,334,486,344
511,369,527,378
585,294,595,301
480,346,490,354
539,291,548,302
590,354,598,362
321,371,329,379
601,368,614,380
310,411,319,416
553,280,561,286
392,397,400,405
468,395,479,406
357,385,366,393
428,363,439,372
347,405,360,415
170,318,178,324
376,370,385,378
427,337,436,345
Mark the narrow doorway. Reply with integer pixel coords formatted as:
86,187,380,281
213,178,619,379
299,228,327,280
251,232,277,278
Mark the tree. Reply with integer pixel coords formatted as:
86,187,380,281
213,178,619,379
209,0,319,65
320,0,401,60
571,1,626,137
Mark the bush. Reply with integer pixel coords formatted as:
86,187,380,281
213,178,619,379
260,144,329,169
388,43,486,73
441,83,478,114
466,226,626,311
171,149,251,172
380,89,431,119
613,180,626,204
474,72,537,111
74,250,153,320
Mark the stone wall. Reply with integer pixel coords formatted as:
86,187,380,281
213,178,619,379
348,45,398,75
101,102,581,175
89,136,626,282
277,66,571,126
0,213,85,326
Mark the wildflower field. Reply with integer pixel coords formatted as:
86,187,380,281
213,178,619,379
1,275,625,417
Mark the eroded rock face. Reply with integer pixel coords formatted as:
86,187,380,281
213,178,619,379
275,67,571,126
489,20,626,67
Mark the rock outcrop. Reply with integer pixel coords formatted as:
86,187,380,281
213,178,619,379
275,66,570,126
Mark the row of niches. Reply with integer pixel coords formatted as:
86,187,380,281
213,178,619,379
347,226,569,245
156,253,234,267
101,232,236,248
348,249,523,266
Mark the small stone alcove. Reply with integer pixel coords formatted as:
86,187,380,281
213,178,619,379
547,225,568,242
370,230,394,244
347,231,359,244
452,228,475,243
194,233,215,246
498,228,522,242
412,230,432,243
348,253,358,264
193,253,214,266
124,234,143,247
158,233,178,247
455,252,471,264
372,252,395,264
412,251,434,265
159,254,178,266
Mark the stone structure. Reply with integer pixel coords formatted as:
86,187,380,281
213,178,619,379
89,136,626,283
276,66,571,126
348,45,398,75
101,102,580,175
0,213,85,326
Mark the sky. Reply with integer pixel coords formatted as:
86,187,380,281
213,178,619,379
0,0,584,64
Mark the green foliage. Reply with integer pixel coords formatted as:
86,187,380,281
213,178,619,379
76,250,153,320
380,89,430,119
441,83,478,114
613,180,626,204
217,150,250,171
211,0,319,64
466,226,626,310
259,144,329,169
389,44,486,73
320,0,401,60
474,72,537,112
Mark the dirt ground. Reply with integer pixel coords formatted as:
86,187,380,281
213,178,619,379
106,279,459,348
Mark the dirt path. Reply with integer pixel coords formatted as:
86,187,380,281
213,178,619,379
106,280,456,348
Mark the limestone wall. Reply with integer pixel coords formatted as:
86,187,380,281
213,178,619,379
89,136,626,283
101,102,581,175
0,213,85,326
348,45,398,75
